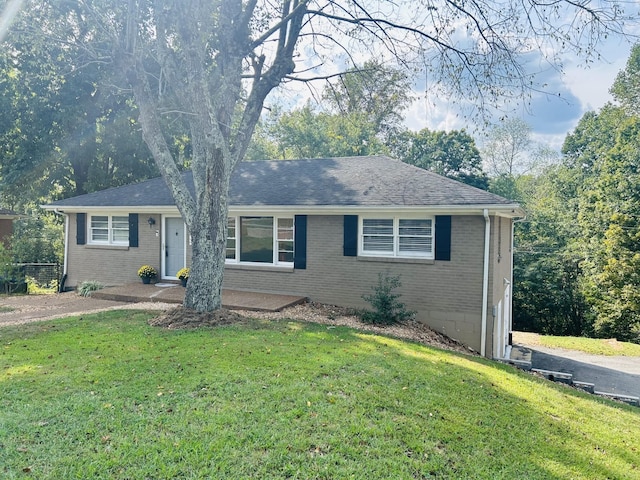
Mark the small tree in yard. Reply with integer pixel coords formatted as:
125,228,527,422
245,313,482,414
361,272,414,325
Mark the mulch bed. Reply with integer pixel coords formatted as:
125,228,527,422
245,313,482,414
148,302,475,355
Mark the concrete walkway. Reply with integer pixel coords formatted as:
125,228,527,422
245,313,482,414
92,283,307,312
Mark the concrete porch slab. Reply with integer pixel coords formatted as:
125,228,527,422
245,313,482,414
91,283,307,312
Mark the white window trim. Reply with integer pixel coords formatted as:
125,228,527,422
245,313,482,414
225,215,294,267
359,215,434,259
88,214,129,246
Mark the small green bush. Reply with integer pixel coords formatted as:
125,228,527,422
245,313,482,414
361,272,415,325
78,280,104,297
26,276,58,294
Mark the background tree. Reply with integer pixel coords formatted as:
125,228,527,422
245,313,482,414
511,166,588,336
255,62,411,159
272,103,385,158
565,108,640,342
10,215,63,264
482,118,533,177
0,2,161,209
392,129,488,189
6,0,636,314
611,43,640,115
483,118,559,199
321,60,412,146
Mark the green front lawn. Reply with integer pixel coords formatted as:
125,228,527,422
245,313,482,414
1,311,638,479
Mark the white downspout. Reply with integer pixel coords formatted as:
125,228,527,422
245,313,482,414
481,209,490,357
53,209,69,277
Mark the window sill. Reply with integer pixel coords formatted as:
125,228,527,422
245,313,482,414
357,255,435,265
225,263,294,273
85,244,130,251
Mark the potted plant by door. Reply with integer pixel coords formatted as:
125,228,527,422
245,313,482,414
137,265,157,284
177,267,190,287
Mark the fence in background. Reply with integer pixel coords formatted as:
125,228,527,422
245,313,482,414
0,263,62,293
18,263,62,288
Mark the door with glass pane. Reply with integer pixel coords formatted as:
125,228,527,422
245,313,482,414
163,217,185,278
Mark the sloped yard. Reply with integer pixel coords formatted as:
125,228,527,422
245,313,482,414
1,310,638,479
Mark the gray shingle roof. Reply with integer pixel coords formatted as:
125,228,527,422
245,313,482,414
46,156,516,209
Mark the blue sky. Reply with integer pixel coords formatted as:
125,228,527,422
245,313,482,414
404,38,634,151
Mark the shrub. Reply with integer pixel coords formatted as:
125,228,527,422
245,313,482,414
26,276,58,295
78,280,104,297
361,272,415,325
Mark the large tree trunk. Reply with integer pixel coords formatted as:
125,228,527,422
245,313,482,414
183,160,231,311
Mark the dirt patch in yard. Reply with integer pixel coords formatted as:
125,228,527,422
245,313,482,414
150,302,474,355
603,338,624,351
0,292,170,327
149,306,247,329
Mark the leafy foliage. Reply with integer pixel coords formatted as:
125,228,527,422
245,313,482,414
392,128,488,189
571,113,640,343
611,43,640,115
10,214,63,264
512,169,588,336
77,280,104,297
361,272,414,325
0,243,24,294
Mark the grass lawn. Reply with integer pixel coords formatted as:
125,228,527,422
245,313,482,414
1,311,639,479
515,331,640,356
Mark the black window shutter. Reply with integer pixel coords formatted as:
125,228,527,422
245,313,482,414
129,213,139,248
293,215,307,269
76,213,86,245
343,215,358,257
435,215,451,261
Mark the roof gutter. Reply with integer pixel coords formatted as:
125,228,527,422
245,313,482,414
41,203,526,218
481,208,490,357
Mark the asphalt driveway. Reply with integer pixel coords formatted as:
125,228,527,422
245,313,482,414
528,345,640,398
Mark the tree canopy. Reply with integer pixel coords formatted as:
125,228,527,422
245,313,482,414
393,129,488,190
511,44,640,343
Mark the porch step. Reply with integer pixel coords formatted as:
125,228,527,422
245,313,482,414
91,284,308,312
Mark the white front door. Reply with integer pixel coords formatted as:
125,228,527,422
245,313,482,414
163,217,186,279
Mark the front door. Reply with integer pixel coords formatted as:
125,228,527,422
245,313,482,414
163,217,185,278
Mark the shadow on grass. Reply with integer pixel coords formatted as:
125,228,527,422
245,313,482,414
1,313,638,479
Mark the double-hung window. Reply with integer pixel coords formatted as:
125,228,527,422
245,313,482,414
361,217,433,258
89,215,129,245
226,216,294,266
